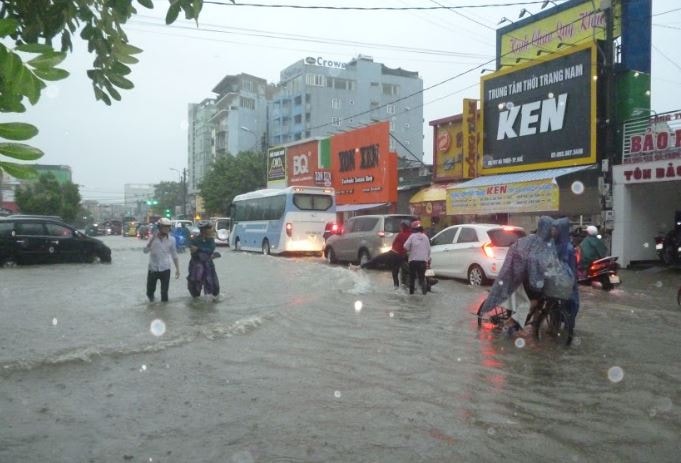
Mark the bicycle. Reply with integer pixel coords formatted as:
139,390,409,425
477,296,574,346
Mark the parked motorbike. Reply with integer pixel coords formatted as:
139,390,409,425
577,255,621,291
655,210,681,265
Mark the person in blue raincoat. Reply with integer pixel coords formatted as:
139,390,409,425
552,217,579,335
479,216,555,324
187,221,220,300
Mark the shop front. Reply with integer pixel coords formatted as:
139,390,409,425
408,184,450,235
612,110,681,267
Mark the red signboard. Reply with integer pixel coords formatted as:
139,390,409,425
286,140,331,187
329,122,398,205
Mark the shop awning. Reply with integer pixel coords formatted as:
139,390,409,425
336,203,387,212
448,165,594,189
409,184,448,204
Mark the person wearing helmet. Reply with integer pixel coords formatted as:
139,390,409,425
143,217,180,302
403,221,431,295
187,220,220,301
578,225,607,271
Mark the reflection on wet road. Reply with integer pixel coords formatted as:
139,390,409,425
1,236,680,462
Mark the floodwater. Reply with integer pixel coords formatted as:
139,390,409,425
1,236,680,462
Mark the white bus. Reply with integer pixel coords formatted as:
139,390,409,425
229,186,336,255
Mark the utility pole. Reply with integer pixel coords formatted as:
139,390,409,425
602,0,615,212
182,168,187,216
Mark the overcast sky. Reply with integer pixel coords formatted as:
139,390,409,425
5,0,681,203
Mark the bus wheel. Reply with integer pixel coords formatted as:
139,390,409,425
234,238,241,251
262,239,270,255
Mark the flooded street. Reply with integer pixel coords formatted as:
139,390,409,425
1,236,681,462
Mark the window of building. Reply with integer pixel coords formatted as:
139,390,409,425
382,83,399,96
305,93,311,103
242,79,254,92
331,98,341,109
334,78,348,90
331,116,341,126
239,96,255,110
305,112,311,122
294,95,302,105
294,114,302,124
389,117,396,131
305,130,311,137
386,104,395,114
370,82,379,87
305,73,326,87
294,132,302,141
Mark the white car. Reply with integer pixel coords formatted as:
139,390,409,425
211,217,231,246
429,224,526,286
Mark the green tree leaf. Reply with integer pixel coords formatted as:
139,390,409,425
138,0,154,8
27,51,67,68
0,142,44,160
116,42,143,55
108,73,134,90
32,67,70,81
0,122,39,141
15,43,54,54
0,18,18,37
0,161,37,179
166,2,181,24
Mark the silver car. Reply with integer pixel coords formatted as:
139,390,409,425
324,214,415,265
429,224,526,286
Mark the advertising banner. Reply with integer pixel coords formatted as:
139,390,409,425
622,110,681,164
447,179,559,215
497,0,620,67
614,159,681,185
330,121,397,205
267,147,286,187
433,116,464,182
462,98,479,179
286,140,333,187
481,44,597,174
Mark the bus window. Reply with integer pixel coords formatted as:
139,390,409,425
293,194,333,211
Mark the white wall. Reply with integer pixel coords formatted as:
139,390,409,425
612,177,681,267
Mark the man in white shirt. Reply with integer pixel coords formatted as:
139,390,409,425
143,217,180,302
403,220,431,295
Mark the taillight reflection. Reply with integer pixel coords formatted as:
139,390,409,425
285,222,293,237
482,242,495,258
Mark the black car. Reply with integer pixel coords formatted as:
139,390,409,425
0,216,112,266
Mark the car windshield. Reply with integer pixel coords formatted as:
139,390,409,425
487,228,526,247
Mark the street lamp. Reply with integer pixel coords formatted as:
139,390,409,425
240,126,258,153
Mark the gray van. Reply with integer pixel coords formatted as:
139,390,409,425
324,214,415,265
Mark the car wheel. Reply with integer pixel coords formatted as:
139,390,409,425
358,249,371,266
468,264,487,286
262,239,270,255
1,258,17,268
326,246,338,264
234,238,241,251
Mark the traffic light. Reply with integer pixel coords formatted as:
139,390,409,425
164,209,172,218
145,199,159,206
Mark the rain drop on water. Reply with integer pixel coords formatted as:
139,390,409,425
456,357,462,362
150,319,166,337
487,427,496,436
389,311,394,318
572,337,582,346
649,408,657,418
655,281,663,288
140,364,147,372
334,390,342,398
514,338,526,349
52,318,58,326
607,366,624,383
643,242,649,248
354,300,363,312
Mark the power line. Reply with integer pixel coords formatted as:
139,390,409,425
652,43,681,73
204,1,552,11
653,6,681,17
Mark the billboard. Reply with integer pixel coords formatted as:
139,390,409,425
497,0,620,67
286,139,332,187
329,122,397,205
267,147,286,187
447,179,559,215
432,115,464,182
481,44,597,174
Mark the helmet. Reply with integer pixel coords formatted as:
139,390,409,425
410,220,422,229
158,218,172,227
197,220,212,229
